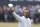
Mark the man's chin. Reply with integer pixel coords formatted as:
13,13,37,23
26,15,29,17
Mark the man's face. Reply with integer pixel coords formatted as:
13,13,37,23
24,10,29,18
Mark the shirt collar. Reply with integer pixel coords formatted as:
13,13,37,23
22,16,29,19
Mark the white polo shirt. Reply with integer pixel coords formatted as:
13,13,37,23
12,12,31,27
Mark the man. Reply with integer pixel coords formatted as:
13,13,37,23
38,8,40,23
11,8,31,27
0,6,4,21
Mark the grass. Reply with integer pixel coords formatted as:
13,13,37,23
0,22,40,27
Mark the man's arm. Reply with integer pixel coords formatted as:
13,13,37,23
12,12,21,22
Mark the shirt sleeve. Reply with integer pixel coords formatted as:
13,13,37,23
12,12,21,22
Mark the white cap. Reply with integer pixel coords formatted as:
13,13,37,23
8,3,13,8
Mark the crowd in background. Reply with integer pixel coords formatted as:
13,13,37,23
0,4,40,24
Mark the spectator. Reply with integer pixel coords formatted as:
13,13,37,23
19,7,23,16
33,5,39,23
22,6,27,11
38,8,40,23
3,5,9,21
0,6,4,21
28,5,35,19
15,5,21,15
8,9,17,22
